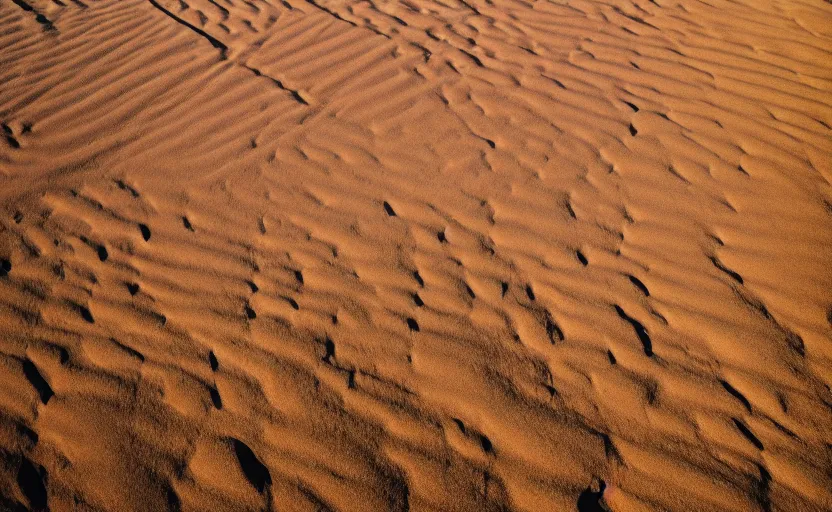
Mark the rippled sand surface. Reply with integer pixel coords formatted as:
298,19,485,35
1,0,831,510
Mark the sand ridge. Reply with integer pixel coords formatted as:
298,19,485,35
1,0,831,510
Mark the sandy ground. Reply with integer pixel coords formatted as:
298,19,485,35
1,0,831,510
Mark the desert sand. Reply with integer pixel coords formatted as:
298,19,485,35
1,0,831,510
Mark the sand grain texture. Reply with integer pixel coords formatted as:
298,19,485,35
1,0,831,510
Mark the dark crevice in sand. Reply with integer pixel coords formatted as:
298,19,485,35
627,274,649,296
17,457,48,510
231,439,272,494
22,360,53,405
243,65,310,105
147,0,228,57
721,380,752,413
614,305,652,356
11,0,55,32
577,479,606,512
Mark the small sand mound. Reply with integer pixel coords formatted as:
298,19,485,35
1,0,831,510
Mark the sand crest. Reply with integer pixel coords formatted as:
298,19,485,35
1,0,831,510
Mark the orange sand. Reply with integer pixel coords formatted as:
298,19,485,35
1,0,831,510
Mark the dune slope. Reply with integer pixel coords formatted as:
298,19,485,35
1,0,831,510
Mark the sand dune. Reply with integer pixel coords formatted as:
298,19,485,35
1,0,831,510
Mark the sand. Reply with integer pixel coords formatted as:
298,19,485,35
1,0,831,510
